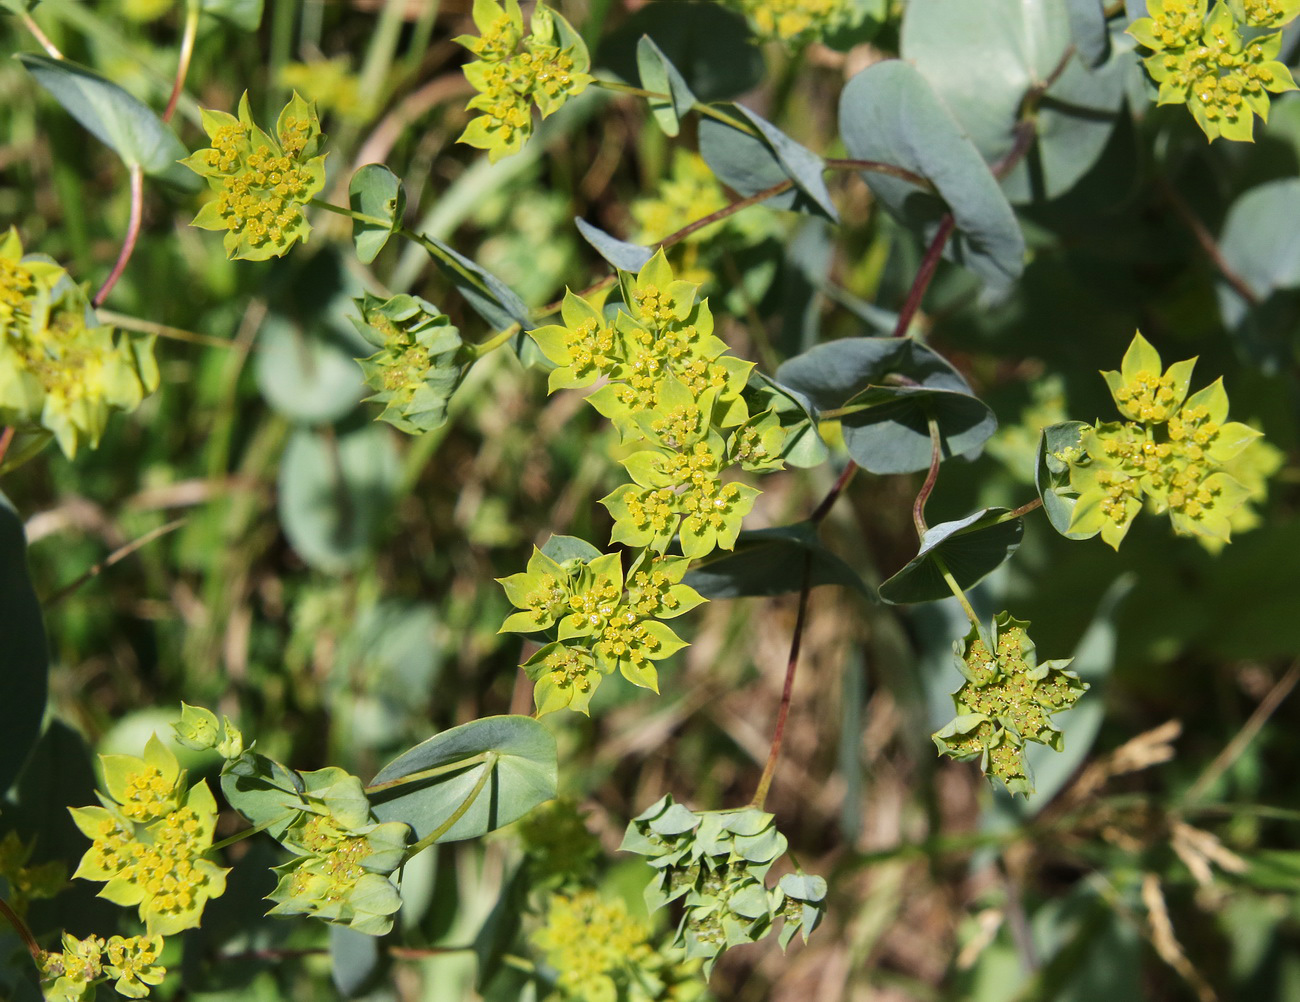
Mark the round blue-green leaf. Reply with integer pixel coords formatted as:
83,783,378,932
699,104,838,221
1035,420,1095,539
331,925,382,995
901,0,1126,204
0,494,48,796
839,60,1024,289
1217,178,1300,318
878,508,1023,604
575,217,653,272
368,715,557,844
776,336,970,407
637,35,696,137
277,424,400,573
18,54,187,176
349,164,406,265
683,523,872,600
255,314,368,424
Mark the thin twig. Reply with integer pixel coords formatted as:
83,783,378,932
823,157,932,189
43,517,187,607
0,427,14,469
751,551,813,810
93,165,144,308
19,8,63,58
659,179,794,249
892,214,956,338
1185,660,1300,802
913,417,943,537
163,0,200,123
96,310,235,350
1159,178,1260,309
0,897,42,965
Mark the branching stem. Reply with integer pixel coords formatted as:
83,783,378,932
751,551,813,810
93,165,144,308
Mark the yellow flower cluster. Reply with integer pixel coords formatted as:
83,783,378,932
1066,332,1268,549
0,228,158,458
69,736,229,936
182,92,327,260
40,932,165,1001
730,0,850,41
531,890,653,1002
456,0,593,162
1130,0,1298,141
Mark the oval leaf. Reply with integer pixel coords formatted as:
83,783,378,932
255,314,368,424
636,34,697,137
683,523,872,599
18,53,187,176
349,164,406,265
277,424,401,574
700,104,838,221
368,716,557,844
878,508,1023,604
838,60,1024,288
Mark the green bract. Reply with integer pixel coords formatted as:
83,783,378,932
932,612,1087,796
352,293,469,434
1129,0,1299,141
455,0,593,162
181,92,327,259
1056,332,1265,549
620,794,827,974
0,228,158,458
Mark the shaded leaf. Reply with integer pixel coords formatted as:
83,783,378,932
574,217,653,272
1036,420,1094,539
0,493,47,796
331,925,383,996
349,164,405,265
684,523,871,599
1066,0,1111,67
596,1,763,103
879,508,1023,604
255,314,369,424
368,716,557,844
699,104,838,221
838,60,1024,288
277,424,401,574
18,53,187,176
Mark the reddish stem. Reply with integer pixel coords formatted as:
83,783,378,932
912,417,943,537
93,165,144,308
0,427,15,469
751,551,813,810
810,461,858,525
0,897,42,967
891,214,956,338
660,179,794,249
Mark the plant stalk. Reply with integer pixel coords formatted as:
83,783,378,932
93,164,144,308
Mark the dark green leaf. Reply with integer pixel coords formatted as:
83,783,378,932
699,104,838,221
574,217,653,272
838,60,1024,288
596,1,763,103
1036,421,1094,539
18,53,187,176
277,424,400,574
0,494,47,796
636,35,696,137
684,523,871,599
472,865,529,990
349,164,406,265
331,926,383,996
878,508,1023,604
368,716,557,844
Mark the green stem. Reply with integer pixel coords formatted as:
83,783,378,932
469,324,520,359
309,198,390,229
405,753,498,857
207,811,298,854
932,550,984,639
163,0,200,124
590,79,756,134
96,309,235,350
363,752,491,795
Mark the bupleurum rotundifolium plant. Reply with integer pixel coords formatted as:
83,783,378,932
1128,0,1299,141
181,91,327,260
1058,332,1269,550
0,228,158,458
455,0,593,162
